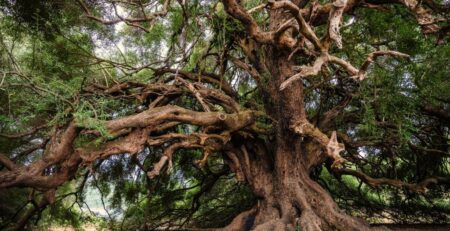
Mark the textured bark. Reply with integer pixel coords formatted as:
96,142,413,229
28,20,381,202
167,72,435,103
210,4,385,229
2,0,447,229
242,62,372,231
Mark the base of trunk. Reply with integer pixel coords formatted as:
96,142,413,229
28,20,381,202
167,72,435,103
215,166,384,231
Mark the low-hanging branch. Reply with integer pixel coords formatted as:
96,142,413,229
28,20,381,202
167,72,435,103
0,76,259,189
334,168,450,193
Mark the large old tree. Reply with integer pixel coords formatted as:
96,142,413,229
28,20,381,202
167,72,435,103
0,0,449,230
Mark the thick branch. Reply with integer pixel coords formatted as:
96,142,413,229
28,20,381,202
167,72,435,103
269,0,323,50
147,140,201,178
323,0,348,49
106,105,255,133
221,0,274,44
330,51,409,80
292,119,346,167
334,168,450,193
147,133,228,178
0,122,80,189
78,128,149,163
0,152,17,170
280,54,328,90
154,67,237,98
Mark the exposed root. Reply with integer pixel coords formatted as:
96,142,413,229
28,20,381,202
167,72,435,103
252,219,289,231
299,209,323,231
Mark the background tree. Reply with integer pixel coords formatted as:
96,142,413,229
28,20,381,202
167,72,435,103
0,0,448,230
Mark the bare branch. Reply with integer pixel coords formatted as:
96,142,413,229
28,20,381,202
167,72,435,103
323,0,348,49
280,54,328,90
330,51,409,80
292,119,346,167
355,51,409,80
327,131,346,168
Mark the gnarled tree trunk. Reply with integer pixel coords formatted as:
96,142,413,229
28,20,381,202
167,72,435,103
220,44,378,230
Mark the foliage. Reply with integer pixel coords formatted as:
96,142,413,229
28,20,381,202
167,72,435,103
0,0,448,230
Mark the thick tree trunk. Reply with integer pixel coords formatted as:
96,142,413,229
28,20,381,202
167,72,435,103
223,10,382,228
247,145,375,231
220,137,381,231
219,48,380,230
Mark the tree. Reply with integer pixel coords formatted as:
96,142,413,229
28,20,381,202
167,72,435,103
0,0,448,230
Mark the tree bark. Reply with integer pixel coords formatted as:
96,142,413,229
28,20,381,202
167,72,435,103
244,146,377,231
221,9,383,229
